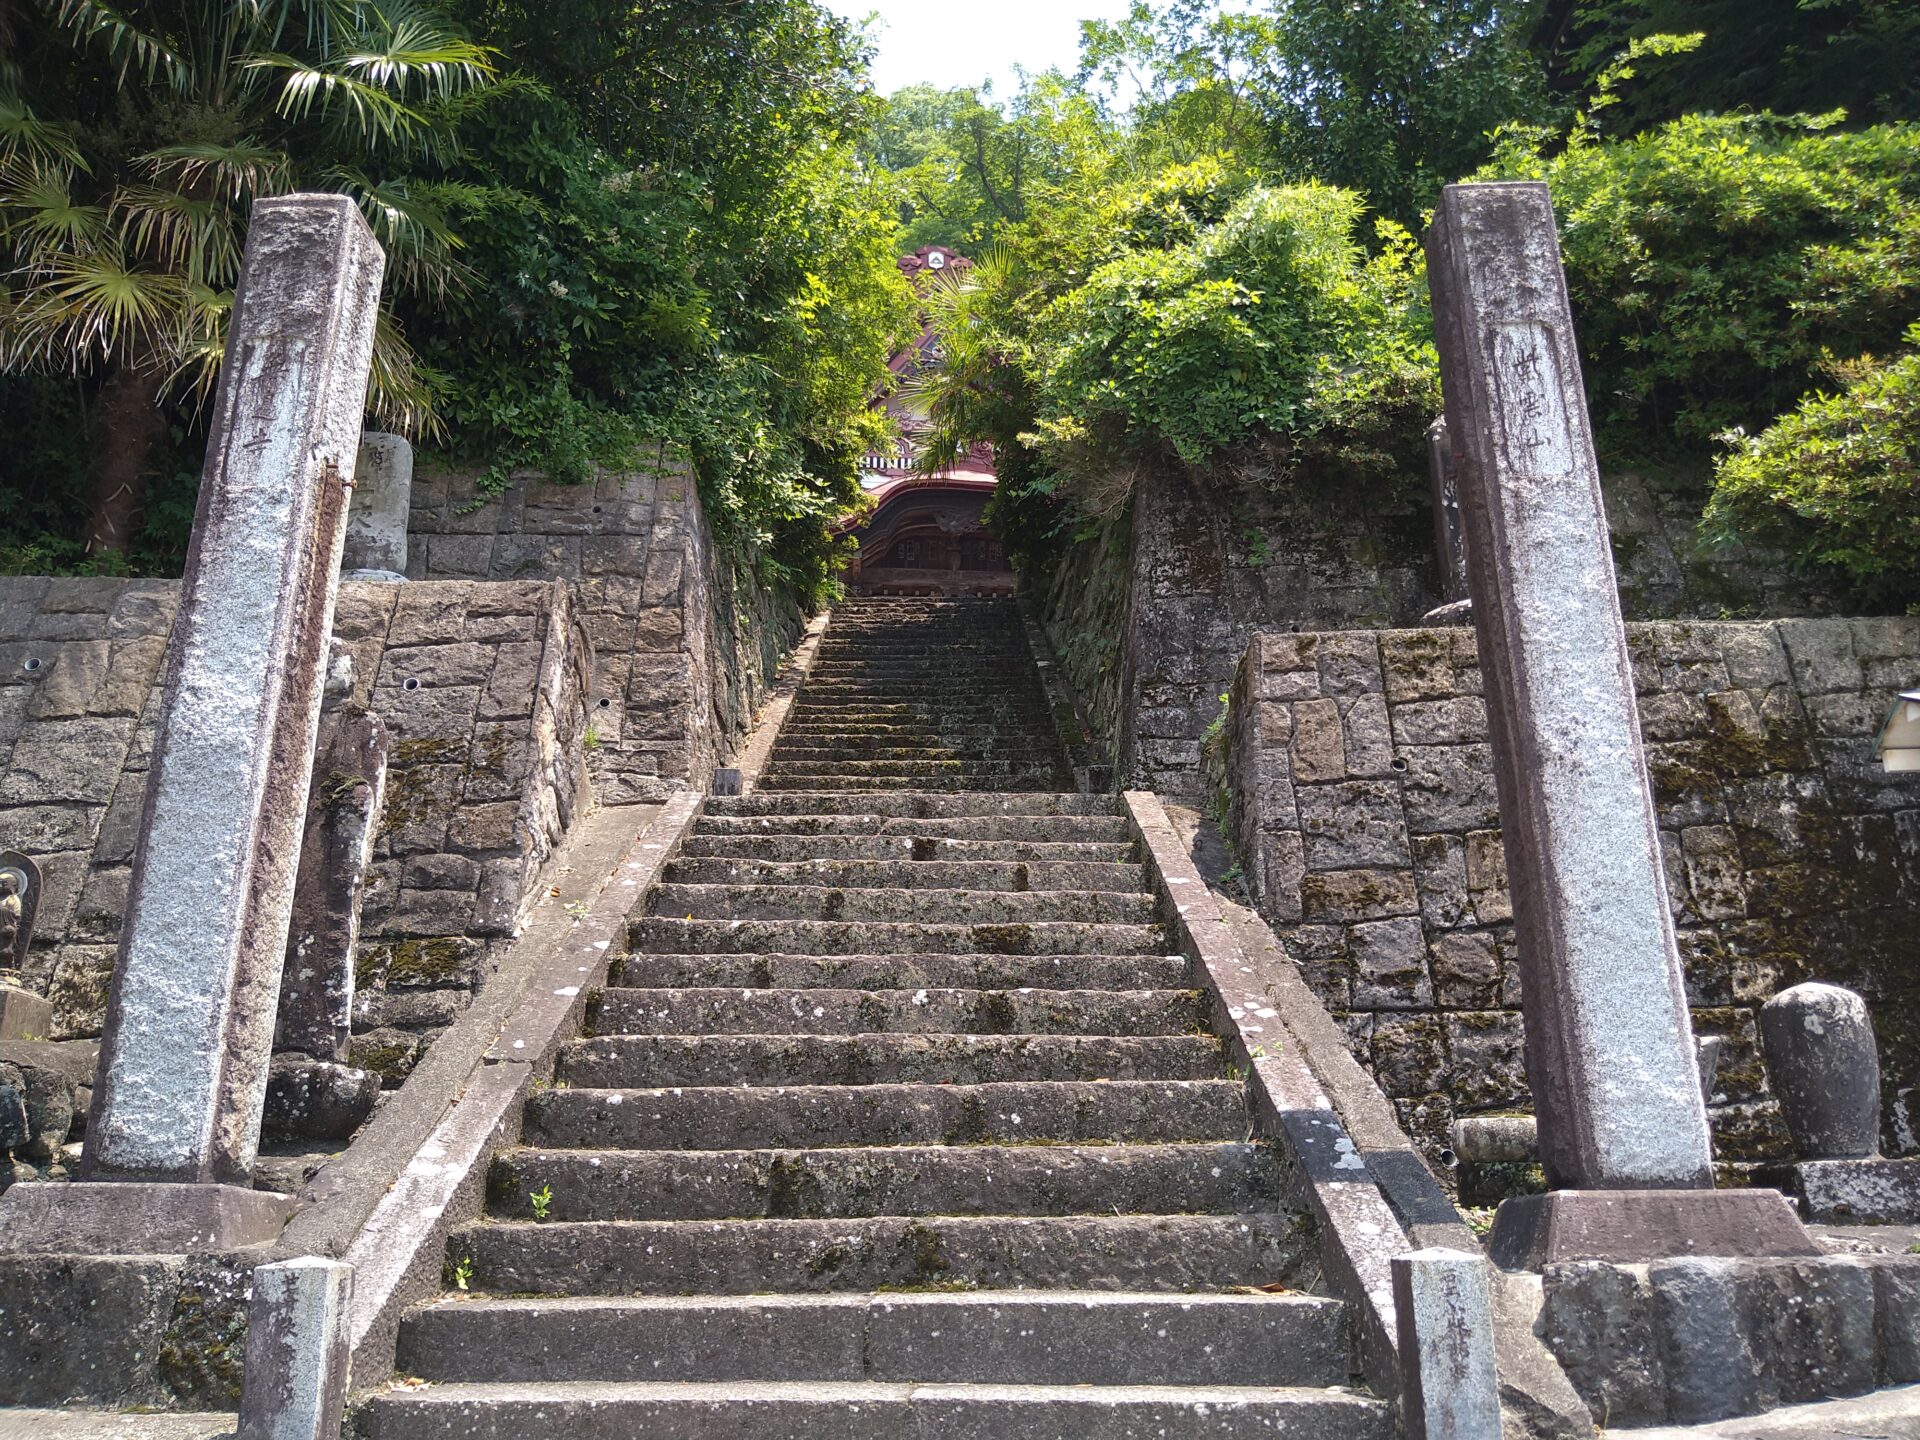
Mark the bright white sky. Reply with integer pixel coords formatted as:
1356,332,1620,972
823,0,1139,97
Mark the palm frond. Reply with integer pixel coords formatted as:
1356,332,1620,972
52,0,192,89
366,305,440,439
0,173,108,261
159,279,232,407
0,89,87,172
334,19,494,100
324,168,474,299
141,140,289,202
245,51,429,148
0,245,185,370
115,184,243,288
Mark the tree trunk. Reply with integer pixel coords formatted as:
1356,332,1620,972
85,356,168,557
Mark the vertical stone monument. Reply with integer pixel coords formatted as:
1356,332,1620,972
1426,182,1816,1266
0,194,385,1253
1393,1248,1503,1440
1427,417,1470,604
341,432,411,580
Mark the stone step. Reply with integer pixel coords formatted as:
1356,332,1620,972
359,1381,1390,1440
706,793,1115,818
646,883,1157,925
789,695,1046,705
784,694,1043,705
674,835,1134,863
758,766,1069,786
772,726,1057,740
664,857,1146,891
448,1211,1316,1297
783,703,1054,719
628,918,1167,956
767,738,1055,753
801,667,1044,681
764,748,1067,771
395,1291,1353,1387
557,1033,1225,1088
608,952,1187,991
754,775,1065,794
488,1142,1280,1221
589,987,1207,1038
690,815,1130,843
522,1080,1252,1151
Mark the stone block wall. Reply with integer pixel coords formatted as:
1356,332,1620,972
1221,618,1920,1176
0,578,590,1086
1038,460,1840,804
330,580,590,1085
404,445,803,803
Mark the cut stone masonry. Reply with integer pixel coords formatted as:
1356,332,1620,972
1223,617,1920,1177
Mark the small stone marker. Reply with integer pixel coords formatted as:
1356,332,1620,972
0,851,51,1044
1393,1247,1503,1440
1760,982,1879,1160
1427,417,1470,603
1761,982,1920,1223
341,431,411,580
237,1256,354,1440
1427,181,1712,1194
70,195,384,1203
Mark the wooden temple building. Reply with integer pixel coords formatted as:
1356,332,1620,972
840,246,1015,596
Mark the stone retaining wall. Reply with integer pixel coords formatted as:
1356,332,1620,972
0,578,590,1091
1221,618,1920,1178
1038,461,1840,804
404,446,804,804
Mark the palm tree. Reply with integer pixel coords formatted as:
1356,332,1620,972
0,1,494,553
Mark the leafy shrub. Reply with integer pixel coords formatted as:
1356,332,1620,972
1704,329,1920,608
1486,114,1920,450
1028,181,1439,479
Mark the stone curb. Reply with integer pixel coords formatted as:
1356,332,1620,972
1122,791,1592,1436
1122,789,1411,1393
731,610,829,795
339,790,701,1394
1018,598,1107,793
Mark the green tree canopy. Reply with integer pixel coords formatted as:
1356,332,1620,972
1,0,495,554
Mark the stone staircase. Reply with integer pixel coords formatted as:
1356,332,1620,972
761,597,1073,792
359,596,1389,1439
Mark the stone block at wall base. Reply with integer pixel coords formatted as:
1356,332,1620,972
1542,1254,1920,1427
1788,1157,1920,1224
0,1253,183,1407
0,1180,293,1254
1488,1188,1822,1270
0,984,52,1042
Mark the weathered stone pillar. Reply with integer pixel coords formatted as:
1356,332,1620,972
0,195,384,1250
1393,1248,1502,1440
1427,417,1470,604
237,1256,354,1440
341,432,411,580
276,681,389,1063
1427,182,1816,1266
1428,180,1710,1193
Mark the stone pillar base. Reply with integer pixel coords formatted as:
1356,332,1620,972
0,1181,293,1254
1488,1188,1822,1271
